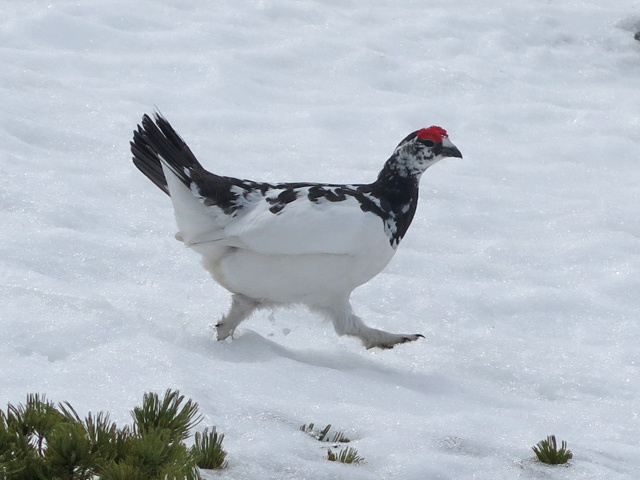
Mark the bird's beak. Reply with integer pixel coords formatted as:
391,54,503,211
440,137,463,159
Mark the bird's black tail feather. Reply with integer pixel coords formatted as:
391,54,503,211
131,113,202,196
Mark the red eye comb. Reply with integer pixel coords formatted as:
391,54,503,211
417,126,448,143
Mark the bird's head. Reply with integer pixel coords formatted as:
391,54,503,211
386,126,462,180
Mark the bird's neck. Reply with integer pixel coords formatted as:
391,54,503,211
375,156,421,198
371,157,422,247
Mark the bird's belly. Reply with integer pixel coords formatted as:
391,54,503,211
197,246,395,306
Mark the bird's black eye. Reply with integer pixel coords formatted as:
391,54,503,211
418,139,435,148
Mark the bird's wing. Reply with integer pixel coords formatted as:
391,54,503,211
223,192,391,255
159,159,394,256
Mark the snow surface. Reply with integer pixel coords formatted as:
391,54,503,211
2,1,640,478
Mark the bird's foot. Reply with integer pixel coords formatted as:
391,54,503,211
215,322,235,341
363,333,424,350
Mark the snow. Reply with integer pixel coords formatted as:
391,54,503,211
1,0,639,478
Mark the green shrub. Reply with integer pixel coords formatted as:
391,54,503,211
300,423,350,443
132,389,201,443
191,427,228,469
532,435,573,465
0,390,227,479
326,446,364,464
301,422,363,465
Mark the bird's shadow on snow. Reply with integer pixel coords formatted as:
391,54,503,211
152,324,510,408
208,330,474,401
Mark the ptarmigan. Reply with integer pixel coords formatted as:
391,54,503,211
131,113,462,349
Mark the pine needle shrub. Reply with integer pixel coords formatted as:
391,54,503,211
126,427,199,480
98,461,149,480
132,389,202,443
6,393,65,456
326,446,364,464
300,423,350,443
45,421,96,478
0,389,227,479
191,427,228,469
58,403,131,469
532,435,573,465
301,422,361,464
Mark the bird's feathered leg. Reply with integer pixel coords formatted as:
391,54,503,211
216,294,262,341
313,302,424,349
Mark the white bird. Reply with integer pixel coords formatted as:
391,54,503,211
131,113,462,349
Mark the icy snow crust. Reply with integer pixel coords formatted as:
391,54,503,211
1,1,639,478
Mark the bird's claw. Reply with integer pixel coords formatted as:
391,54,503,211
366,333,424,350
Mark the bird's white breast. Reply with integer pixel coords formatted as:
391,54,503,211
191,243,396,307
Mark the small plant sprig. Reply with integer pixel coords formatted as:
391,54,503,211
300,423,350,443
532,435,573,465
327,446,364,464
301,423,362,465
191,427,228,469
